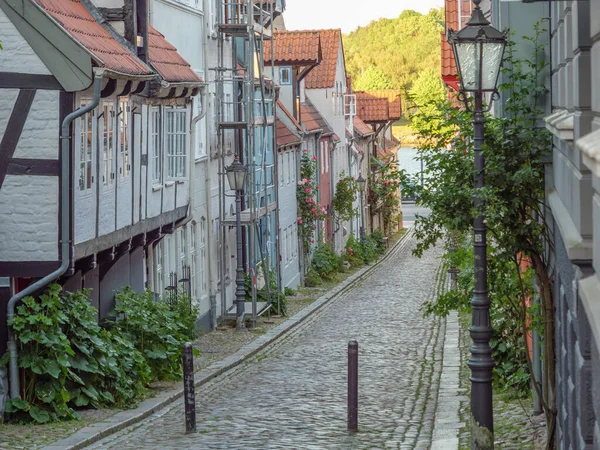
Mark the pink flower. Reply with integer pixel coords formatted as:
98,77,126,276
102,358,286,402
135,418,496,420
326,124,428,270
311,240,315,243
313,155,317,160
303,149,309,153
311,207,316,213
315,213,319,217
297,217,303,224
305,188,310,193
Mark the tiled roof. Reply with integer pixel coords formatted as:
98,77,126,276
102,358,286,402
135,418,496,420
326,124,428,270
300,99,334,135
148,25,203,84
361,90,402,120
305,29,342,89
276,100,302,147
353,117,374,137
356,93,389,123
442,0,458,78
34,0,153,77
378,136,400,159
264,30,321,66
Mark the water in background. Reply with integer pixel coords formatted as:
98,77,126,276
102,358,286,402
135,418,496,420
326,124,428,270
396,147,425,178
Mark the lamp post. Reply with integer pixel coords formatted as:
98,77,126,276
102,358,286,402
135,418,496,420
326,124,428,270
225,157,248,331
448,1,506,448
357,174,366,244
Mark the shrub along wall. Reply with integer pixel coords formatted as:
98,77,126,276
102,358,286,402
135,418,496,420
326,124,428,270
1,284,199,423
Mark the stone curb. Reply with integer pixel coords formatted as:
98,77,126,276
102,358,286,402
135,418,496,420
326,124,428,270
43,229,414,450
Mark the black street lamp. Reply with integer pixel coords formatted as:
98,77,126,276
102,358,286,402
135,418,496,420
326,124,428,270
447,1,507,447
356,174,367,244
225,157,248,330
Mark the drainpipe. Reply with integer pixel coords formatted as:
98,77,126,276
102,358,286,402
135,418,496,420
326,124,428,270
179,85,208,229
6,70,105,401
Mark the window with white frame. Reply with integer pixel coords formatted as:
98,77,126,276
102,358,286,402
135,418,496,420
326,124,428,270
279,153,284,187
155,240,164,294
151,107,162,183
118,99,130,179
285,152,291,185
280,67,291,85
190,225,197,298
199,219,207,294
102,102,114,186
79,100,93,192
281,227,287,265
292,224,298,258
179,229,187,291
166,108,187,178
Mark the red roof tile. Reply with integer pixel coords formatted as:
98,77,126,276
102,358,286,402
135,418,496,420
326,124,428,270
305,29,342,89
148,25,203,84
442,0,458,79
34,0,153,77
276,100,302,147
353,117,374,137
360,90,402,120
356,93,389,123
264,30,321,66
300,99,334,135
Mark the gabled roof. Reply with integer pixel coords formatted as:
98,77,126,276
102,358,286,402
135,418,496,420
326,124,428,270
264,30,321,66
442,0,458,88
148,25,203,84
276,100,302,147
353,117,374,137
300,99,334,136
305,29,342,89
356,93,390,123
356,90,402,121
34,0,154,78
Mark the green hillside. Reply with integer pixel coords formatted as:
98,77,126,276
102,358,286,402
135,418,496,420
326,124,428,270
343,9,444,93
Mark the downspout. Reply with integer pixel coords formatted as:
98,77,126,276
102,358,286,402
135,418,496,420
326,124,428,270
6,70,105,401
179,84,208,229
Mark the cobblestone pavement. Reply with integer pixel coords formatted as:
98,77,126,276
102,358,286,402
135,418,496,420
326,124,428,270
89,235,444,450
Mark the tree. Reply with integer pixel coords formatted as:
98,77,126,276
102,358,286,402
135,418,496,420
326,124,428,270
408,26,557,448
407,69,448,136
354,66,393,91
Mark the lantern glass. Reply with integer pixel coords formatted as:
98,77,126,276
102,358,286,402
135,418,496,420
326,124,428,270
454,40,505,92
357,174,366,191
226,159,247,191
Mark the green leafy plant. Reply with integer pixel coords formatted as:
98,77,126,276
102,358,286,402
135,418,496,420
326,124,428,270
243,268,288,316
297,152,329,260
311,244,340,280
109,287,199,382
332,172,359,221
304,269,322,287
410,25,557,444
3,284,149,423
284,287,296,297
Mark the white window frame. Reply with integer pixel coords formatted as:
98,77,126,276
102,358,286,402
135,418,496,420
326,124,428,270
199,219,207,294
166,107,188,179
151,106,162,184
118,98,130,180
155,241,164,295
285,152,291,185
280,67,291,85
78,99,94,193
101,101,115,186
279,153,284,187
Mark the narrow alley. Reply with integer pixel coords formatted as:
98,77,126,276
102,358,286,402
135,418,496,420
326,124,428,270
88,233,449,449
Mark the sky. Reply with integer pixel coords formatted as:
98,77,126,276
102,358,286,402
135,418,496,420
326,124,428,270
283,0,444,34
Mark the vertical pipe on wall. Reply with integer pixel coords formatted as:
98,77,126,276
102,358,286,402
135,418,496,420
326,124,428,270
5,71,104,402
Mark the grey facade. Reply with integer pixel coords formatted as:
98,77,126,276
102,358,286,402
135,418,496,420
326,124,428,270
544,1,599,448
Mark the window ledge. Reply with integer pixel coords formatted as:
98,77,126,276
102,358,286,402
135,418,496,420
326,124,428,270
577,128,600,177
165,181,175,188
152,184,163,192
195,155,208,164
547,189,593,261
544,111,574,142
578,275,600,351
176,180,185,185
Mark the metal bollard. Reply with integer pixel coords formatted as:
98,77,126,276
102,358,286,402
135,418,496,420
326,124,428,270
183,342,197,434
348,340,358,431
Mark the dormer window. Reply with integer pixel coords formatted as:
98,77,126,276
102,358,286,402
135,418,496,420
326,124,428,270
280,67,291,85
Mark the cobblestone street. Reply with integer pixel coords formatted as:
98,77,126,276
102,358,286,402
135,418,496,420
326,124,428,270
89,234,445,449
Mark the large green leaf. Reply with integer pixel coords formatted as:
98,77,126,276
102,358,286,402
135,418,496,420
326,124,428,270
35,381,56,403
29,405,51,423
